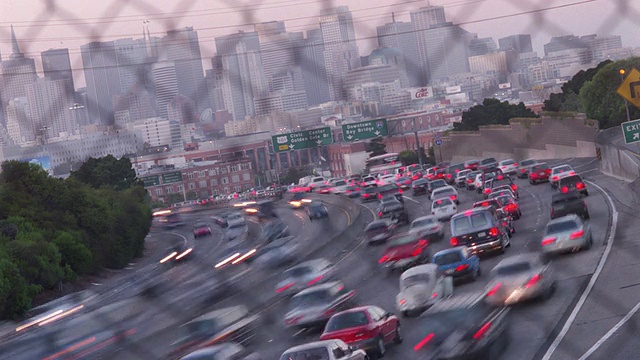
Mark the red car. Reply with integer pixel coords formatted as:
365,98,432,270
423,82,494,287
320,305,401,357
378,233,430,273
193,223,212,238
529,164,551,184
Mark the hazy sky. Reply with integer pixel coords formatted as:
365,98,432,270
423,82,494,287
1,0,638,88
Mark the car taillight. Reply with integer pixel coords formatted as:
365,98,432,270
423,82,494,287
447,174,452,179
378,212,383,217
450,195,457,201
414,333,435,351
570,230,584,239
525,274,541,288
484,188,491,194
521,168,526,172
378,194,382,199
277,283,294,293
561,186,569,193
576,182,585,189
467,179,473,183
450,237,458,246
546,169,552,175
513,163,518,167
488,227,499,237
379,255,390,264
505,204,517,212
411,248,423,257
473,322,492,340
542,237,556,245
456,264,469,272
398,189,403,194
552,176,559,181
511,184,517,191
399,299,406,305
487,283,502,296
308,275,324,286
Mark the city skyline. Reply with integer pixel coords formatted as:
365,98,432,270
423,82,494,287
0,0,637,89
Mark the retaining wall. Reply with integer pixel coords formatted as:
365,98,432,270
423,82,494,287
595,127,640,182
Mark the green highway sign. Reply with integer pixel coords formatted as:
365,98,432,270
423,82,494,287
342,119,388,141
621,119,640,144
141,175,160,187
161,171,183,184
272,127,333,153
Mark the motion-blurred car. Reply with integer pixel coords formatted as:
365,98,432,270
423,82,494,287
432,247,481,282
464,159,481,170
395,176,412,190
465,171,481,190
528,163,551,184
485,253,556,306
214,243,257,270
331,180,349,195
308,200,330,220
364,219,398,245
160,242,194,264
14,291,92,334
478,157,498,170
180,343,261,360
498,159,518,175
455,169,471,188
431,198,457,221
427,179,448,194
430,186,459,205
411,292,510,359
495,195,522,220
162,212,186,229
378,233,430,273
541,214,593,255
279,340,367,360
450,207,511,255
550,164,575,189
396,264,453,317
212,212,231,228
320,306,401,357
558,174,589,196
409,216,444,241
261,220,289,244
226,212,246,227
169,306,260,358
345,185,361,198
518,158,539,178
551,191,590,220
376,184,404,202
251,236,299,269
224,220,248,242
360,175,377,187
244,200,278,218
316,184,333,194
376,199,410,225
289,192,312,208
412,178,429,196
193,223,212,238
276,258,336,296
284,281,356,329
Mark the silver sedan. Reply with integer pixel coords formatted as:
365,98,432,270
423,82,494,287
485,253,556,306
541,214,593,255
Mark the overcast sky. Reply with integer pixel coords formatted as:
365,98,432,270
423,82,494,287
1,0,638,88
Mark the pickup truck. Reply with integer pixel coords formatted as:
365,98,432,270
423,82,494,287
550,191,590,220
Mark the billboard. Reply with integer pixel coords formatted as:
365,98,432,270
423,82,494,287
21,156,52,171
446,85,462,94
498,83,512,89
410,87,434,100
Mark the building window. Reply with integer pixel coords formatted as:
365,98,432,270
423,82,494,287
232,175,240,183
208,169,218,176
242,173,251,181
197,171,205,178
221,167,228,174
154,187,163,196
212,188,219,195
188,182,196,190
165,187,174,194
221,177,229,184
177,184,184,192
199,180,207,188
241,163,251,171
231,165,240,172
210,178,218,186
233,185,242,192
186,173,194,179
243,183,252,190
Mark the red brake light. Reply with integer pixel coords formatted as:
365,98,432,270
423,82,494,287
411,248,423,257
488,227,499,237
431,292,438,298
418,239,428,247
379,255,389,264
473,322,492,340
467,179,473,183
576,182,585,189
414,333,435,351
505,204,517,212
484,188,491,194
455,264,469,272
542,237,556,245
513,163,518,167
398,189,403,194
487,283,502,296
378,194,382,199
552,176,559,181
464,210,474,216
308,275,324,286
511,184,518,191
378,212,383,217
450,195,457,201
481,201,489,207
521,169,526,172
497,175,503,180
561,186,569,193
436,200,442,204
570,230,584,239
277,283,294,293
446,174,452,179
450,237,458,246
525,274,541,288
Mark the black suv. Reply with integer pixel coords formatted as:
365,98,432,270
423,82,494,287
377,184,404,203
412,178,429,196
428,179,449,194
558,174,589,197
478,157,498,170
450,207,511,255
488,175,518,196
551,191,590,220
376,199,410,225
410,292,510,359
445,163,466,185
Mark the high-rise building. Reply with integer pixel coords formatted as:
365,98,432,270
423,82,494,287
469,37,497,56
167,94,196,125
113,38,149,94
410,6,447,30
469,51,509,77
81,41,121,125
319,6,360,101
112,84,156,122
498,34,533,54
581,34,623,62
26,78,73,141
1,26,37,125
295,29,330,106
41,48,75,100
368,48,410,88
344,64,404,98
418,23,472,82
254,91,308,116
543,35,588,56
214,31,269,120
5,97,33,145
161,27,208,112
152,60,180,120
255,21,305,93
376,21,422,86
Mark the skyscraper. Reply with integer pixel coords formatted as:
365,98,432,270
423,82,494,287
411,6,447,30
26,78,73,141
319,6,360,101
469,37,497,56
41,48,75,100
113,38,149,94
498,34,533,54
377,21,422,86
295,29,330,106
151,60,180,120
0,26,38,125
161,27,208,112
81,41,122,125
419,23,472,82
255,21,305,93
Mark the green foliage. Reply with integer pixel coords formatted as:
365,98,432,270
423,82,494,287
164,193,185,205
580,57,640,129
399,150,418,166
280,167,313,185
453,98,537,131
70,155,139,190
366,137,387,157
0,159,152,319
543,60,613,112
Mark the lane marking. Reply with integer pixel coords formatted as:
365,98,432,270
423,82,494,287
402,196,420,204
579,300,640,360
578,169,599,176
573,157,598,170
292,328,307,337
338,206,351,226
542,180,618,360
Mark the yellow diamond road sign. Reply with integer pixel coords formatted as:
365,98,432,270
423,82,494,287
617,67,640,110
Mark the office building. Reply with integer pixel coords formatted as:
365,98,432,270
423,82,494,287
255,21,305,93
1,26,38,124
81,41,122,125
295,29,331,106
344,64,403,96
5,97,33,145
26,78,73,141
112,84,156,122
132,117,181,148
151,60,180,120
498,34,533,54
368,48,410,88
376,21,422,86
41,48,75,99
254,91,308,116
410,6,447,30
582,34,623,62
469,51,509,76
167,94,196,125
419,23,472,82
544,35,588,56
469,37,497,56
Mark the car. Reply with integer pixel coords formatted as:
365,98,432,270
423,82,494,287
244,200,278,218
558,174,589,196
345,185,361,198
528,163,551,184
163,213,186,229
160,242,194,264
276,258,336,296
359,187,378,202
364,219,398,245
409,216,445,241
308,200,330,220
551,191,590,220
180,343,261,360
473,173,484,192
430,185,459,205
289,192,312,209
376,199,410,225
517,158,539,178
488,187,517,202
331,180,350,195
320,306,401,357
169,306,260,358
252,236,299,269
550,164,575,189
450,207,511,255
376,183,404,202
279,340,367,360
360,176,377,187
316,184,333,194
212,212,231,228
224,219,248,242
261,220,290,244
541,214,593,255
396,264,453,317
454,169,471,188
498,159,518,175
308,176,328,190
485,253,556,306
378,233,430,273
214,242,257,269
193,223,212,238
395,176,412,190
377,174,397,186
410,179,428,196
424,167,437,180
488,174,518,195
427,179,448,194
410,292,510,359
432,247,481,282
284,281,357,329
495,195,522,220
444,163,466,185
464,159,481,170
226,212,246,227
472,199,516,236
431,198,458,221
478,157,498,170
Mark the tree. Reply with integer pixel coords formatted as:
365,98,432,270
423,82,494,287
453,98,537,131
0,257,38,319
71,155,139,190
580,57,640,129
185,190,198,201
543,60,613,112
366,137,387,157
165,193,185,205
53,231,93,275
399,150,418,166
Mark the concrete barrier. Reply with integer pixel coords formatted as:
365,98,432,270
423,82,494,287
596,127,640,182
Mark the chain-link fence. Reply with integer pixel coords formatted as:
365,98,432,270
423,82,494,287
1,0,640,359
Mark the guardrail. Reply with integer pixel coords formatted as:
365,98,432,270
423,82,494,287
595,127,640,182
